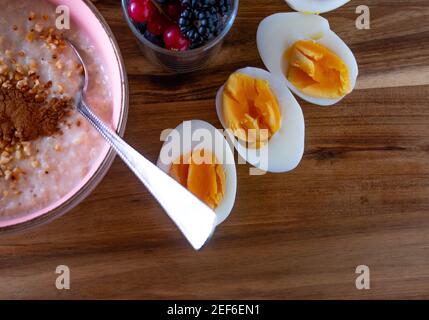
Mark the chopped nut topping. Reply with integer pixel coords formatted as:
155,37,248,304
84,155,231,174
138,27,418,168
4,170,12,181
0,64,8,74
26,31,35,42
55,60,63,69
34,23,44,33
31,159,40,168
28,12,36,21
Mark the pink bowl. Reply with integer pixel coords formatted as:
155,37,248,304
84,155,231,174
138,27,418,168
0,0,129,232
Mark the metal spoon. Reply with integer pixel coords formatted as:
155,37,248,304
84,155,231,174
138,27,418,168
66,40,216,250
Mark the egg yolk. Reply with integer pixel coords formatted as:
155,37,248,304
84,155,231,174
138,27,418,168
169,149,226,209
286,40,351,99
222,73,281,149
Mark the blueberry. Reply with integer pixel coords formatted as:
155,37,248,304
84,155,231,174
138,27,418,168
144,30,163,46
136,22,147,33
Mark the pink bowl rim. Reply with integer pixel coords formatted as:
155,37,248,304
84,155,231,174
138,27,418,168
0,0,129,233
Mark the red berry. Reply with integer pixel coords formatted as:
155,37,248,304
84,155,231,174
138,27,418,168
128,0,154,23
177,37,191,51
163,25,190,51
147,11,170,36
163,25,179,48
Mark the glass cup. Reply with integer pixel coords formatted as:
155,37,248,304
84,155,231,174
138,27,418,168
122,0,239,73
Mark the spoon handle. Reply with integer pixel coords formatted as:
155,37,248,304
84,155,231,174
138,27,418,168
77,99,216,250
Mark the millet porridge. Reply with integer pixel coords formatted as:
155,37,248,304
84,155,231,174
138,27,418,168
0,0,113,219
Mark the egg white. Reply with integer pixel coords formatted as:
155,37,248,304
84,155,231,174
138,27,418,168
216,67,305,173
286,0,351,14
157,120,237,226
257,12,359,106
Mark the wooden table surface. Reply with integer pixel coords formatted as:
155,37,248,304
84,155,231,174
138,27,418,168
1,0,429,299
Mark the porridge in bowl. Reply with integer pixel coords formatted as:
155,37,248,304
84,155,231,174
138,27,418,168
0,0,116,220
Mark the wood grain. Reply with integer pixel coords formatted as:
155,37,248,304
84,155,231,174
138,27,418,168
1,0,429,299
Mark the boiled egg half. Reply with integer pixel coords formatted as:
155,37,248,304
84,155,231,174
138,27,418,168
157,120,237,226
285,0,351,14
257,12,358,106
216,67,305,173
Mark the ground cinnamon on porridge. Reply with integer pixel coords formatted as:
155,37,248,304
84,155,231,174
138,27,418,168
1,0,112,216
0,60,73,183
0,87,71,144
